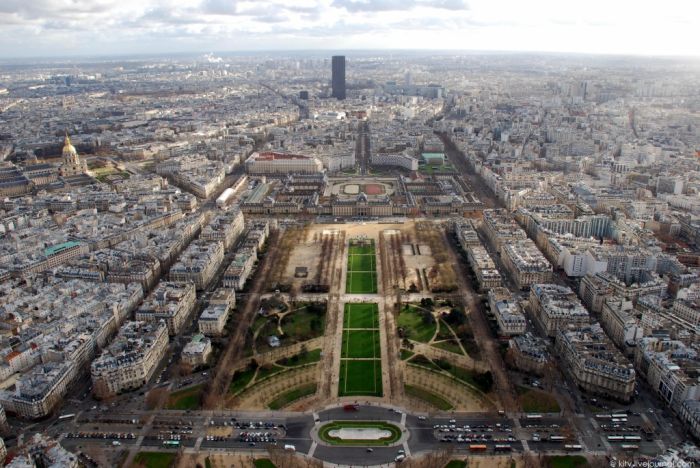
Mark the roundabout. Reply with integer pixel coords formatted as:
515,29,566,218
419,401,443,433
317,420,403,446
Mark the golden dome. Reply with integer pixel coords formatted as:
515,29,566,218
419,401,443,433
62,133,77,155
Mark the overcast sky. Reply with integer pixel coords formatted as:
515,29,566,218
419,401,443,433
0,0,698,58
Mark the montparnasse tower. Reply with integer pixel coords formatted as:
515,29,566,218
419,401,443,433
59,132,88,177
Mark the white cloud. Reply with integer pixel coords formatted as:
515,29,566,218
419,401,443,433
0,0,697,58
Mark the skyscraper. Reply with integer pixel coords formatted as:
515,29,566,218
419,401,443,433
331,55,346,100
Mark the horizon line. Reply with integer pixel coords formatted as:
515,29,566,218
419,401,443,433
2,47,700,64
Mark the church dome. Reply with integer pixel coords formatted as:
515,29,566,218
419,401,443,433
62,134,77,156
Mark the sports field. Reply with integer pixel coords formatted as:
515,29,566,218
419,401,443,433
346,240,377,294
338,303,383,397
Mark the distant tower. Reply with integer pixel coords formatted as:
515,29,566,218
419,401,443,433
331,55,346,100
59,133,88,177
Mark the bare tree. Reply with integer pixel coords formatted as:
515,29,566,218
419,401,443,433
145,387,169,410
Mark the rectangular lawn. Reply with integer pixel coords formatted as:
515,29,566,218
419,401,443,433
349,254,375,271
342,329,380,359
348,244,374,255
343,303,379,329
346,272,377,293
338,360,383,396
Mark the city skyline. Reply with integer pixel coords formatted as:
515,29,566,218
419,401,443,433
0,0,699,59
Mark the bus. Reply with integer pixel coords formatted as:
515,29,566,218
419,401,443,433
163,441,180,447
58,414,75,421
622,445,639,451
494,445,512,452
564,445,582,451
624,435,642,442
469,444,488,452
596,414,612,420
548,436,564,442
526,414,542,420
607,435,624,442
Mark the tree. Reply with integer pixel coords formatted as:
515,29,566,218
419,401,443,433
145,387,168,410
444,307,466,325
179,361,193,377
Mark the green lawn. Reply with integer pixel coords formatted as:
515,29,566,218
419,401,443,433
517,385,561,413
134,452,176,468
343,303,379,329
253,459,276,468
347,240,377,294
267,383,317,410
229,368,256,395
400,349,415,360
348,243,374,255
432,339,464,355
444,461,467,468
408,355,443,372
256,365,284,381
545,455,588,468
280,305,326,342
397,307,437,343
165,384,203,410
405,384,454,410
318,421,401,445
342,329,380,358
338,360,383,396
276,348,322,367
349,253,375,271
346,271,377,293
445,366,494,393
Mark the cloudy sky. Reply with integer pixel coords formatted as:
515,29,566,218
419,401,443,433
0,0,698,58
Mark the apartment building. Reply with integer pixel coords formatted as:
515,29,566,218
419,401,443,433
371,152,419,171
240,220,270,251
199,303,230,336
600,298,644,354
555,323,636,402
91,321,168,398
680,400,700,440
579,271,667,314
585,245,658,285
482,209,527,251
181,334,212,367
488,287,526,336
640,337,698,397
454,218,480,249
136,282,197,335
0,362,75,419
672,297,700,326
529,283,590,337
508,333,551,375
169,240,224,290
222,249,257,290
466,245,502,291
501,239,552,290
200,208,245,249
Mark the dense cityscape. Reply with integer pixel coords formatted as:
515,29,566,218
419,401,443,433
0,49,699,468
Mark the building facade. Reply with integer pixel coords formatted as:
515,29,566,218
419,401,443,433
91,321,168,398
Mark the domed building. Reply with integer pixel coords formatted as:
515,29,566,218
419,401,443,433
58,133,88,177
